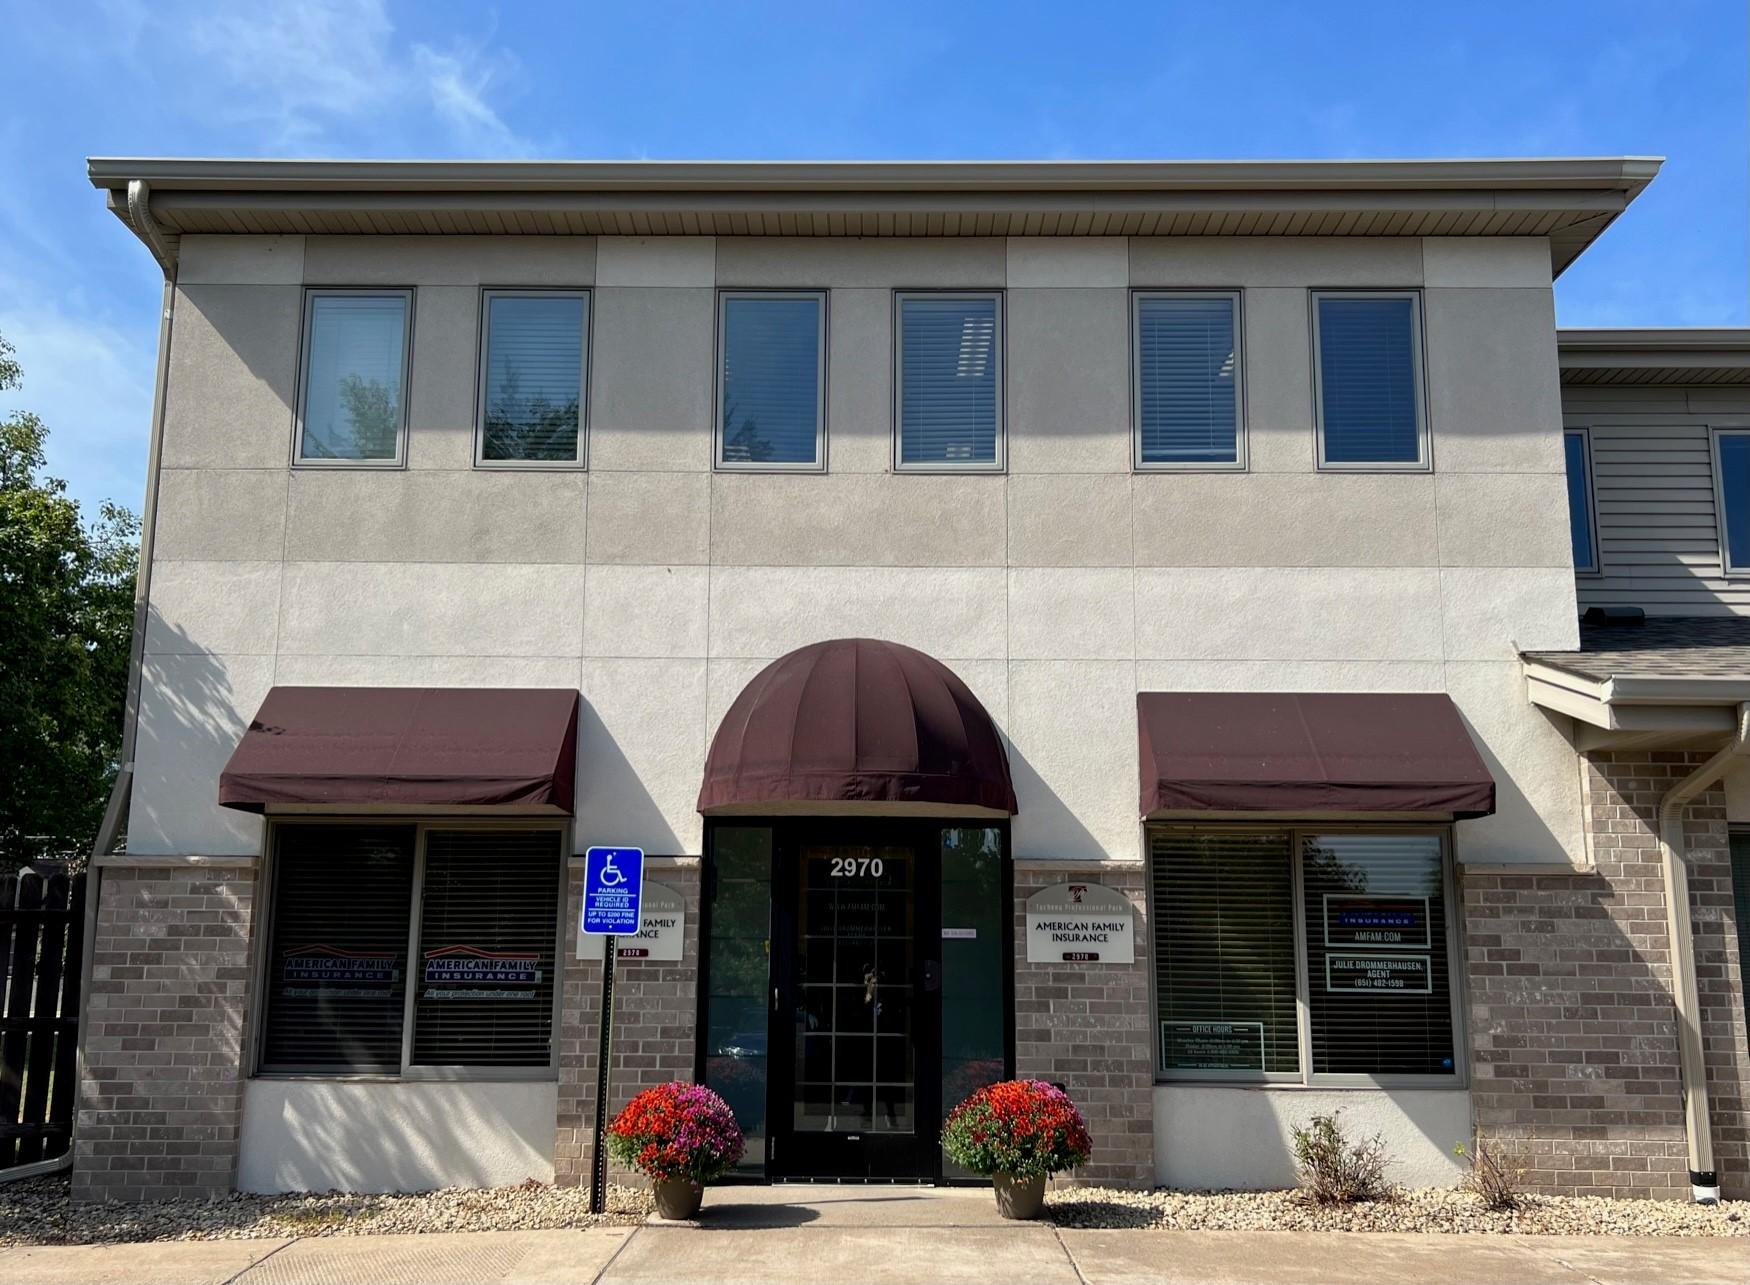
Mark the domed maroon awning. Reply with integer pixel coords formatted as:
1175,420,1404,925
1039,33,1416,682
698,638,1017,815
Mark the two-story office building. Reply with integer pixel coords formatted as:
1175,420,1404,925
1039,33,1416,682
69,157,1750,1204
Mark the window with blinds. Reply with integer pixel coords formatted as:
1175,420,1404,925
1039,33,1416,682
479,291,587,465
1564,429,1598,573
1149,824,1459,1083
259,825,415,1073
1313,292,1425,468
1301,832,1455,1077
717,292,826,469
411,830,561,1068
1151,830,1300,1075
896,293,1002,470
297,291,411,463
1135,293,1242,468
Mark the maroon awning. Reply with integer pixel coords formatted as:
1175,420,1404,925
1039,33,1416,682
219,687,579,813
699,638,1017,814
1138,692,1495,818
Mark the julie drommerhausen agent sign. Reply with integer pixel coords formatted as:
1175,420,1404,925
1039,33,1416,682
1025,883,1135,964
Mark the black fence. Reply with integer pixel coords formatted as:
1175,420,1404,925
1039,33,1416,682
1,868,85,1169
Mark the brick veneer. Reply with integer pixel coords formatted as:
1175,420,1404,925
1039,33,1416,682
555,862,701,1187
73,863,255,1203
1012,863,1154,1188
1465,752,1750,1199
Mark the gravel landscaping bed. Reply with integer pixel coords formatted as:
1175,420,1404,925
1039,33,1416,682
0,1176,652,1246
1045,1186,1749,1237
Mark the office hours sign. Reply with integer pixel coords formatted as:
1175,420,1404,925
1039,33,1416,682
578,881,685,962
1025,882,1135,964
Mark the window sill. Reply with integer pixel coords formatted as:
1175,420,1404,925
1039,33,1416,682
1155,1078,1466,1091
253,1071,559,1085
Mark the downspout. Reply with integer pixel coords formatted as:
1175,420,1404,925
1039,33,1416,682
57,180,179,1188
1655,701,1750,1204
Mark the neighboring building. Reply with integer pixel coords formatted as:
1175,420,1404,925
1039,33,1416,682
67,157,1747,1203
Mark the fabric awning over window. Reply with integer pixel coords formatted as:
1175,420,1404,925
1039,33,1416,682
219,687,579,813
698,637,1017,814
1137,692,1495,818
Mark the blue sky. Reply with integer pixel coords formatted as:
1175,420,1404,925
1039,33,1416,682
3,0,1745,519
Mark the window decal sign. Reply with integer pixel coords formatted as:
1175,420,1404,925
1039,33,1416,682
1025,882,1135,964
578,881,684,961
1322,894,1430,950
1325,953,1432,993
1161,1020,1265,1071
281,944,399,997
422,945,543,990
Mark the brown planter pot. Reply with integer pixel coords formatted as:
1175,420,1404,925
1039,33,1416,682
652,1177,704,1220
993,1171,1046,1220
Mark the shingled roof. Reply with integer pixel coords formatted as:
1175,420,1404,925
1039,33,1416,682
1523,617,1750,683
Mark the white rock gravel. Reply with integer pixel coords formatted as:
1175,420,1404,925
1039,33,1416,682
1045,1185,1749,1237
0,1176,652,1246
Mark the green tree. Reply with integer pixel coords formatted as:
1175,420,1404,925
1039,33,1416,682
0,331,138,868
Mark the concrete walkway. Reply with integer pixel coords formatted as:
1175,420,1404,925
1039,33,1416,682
1,1186,1743,1285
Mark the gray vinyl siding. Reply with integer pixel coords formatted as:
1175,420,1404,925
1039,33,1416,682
1565,384,1750,616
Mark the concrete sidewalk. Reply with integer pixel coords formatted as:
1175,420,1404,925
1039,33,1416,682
1,1185,1743,1285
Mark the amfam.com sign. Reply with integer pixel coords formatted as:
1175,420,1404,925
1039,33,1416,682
1025,882,1135,964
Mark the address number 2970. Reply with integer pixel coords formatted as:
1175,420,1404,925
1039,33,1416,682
830,856,885,879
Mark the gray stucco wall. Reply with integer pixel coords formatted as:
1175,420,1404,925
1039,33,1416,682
137,233,1582,869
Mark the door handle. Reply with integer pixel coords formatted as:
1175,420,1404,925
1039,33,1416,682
922,960,942,993
772,986,780,1013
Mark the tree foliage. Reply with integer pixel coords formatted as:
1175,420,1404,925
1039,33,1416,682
0,331,138,867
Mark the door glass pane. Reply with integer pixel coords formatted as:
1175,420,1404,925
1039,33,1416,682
793,844,916,1135
940,827,1006,1178
704,827,772,1171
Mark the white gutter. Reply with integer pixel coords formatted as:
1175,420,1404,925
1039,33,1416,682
1655,702,1750,1203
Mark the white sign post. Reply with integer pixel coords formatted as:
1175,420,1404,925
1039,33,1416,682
1025,882,1135,964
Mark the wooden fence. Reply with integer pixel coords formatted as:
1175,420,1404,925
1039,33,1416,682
1,868,85,1170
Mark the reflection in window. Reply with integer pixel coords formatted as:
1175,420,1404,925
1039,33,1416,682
480,292,587,464
1717,431,1750,574
298,292,410,462
718,294,825,468
703,826,773,1170
1563,430,1598,573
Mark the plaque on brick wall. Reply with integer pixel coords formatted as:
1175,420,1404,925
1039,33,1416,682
578,881,684,962
1025,882,1134,964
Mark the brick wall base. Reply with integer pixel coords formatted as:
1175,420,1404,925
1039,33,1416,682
1465,752,1750,1199
1012,863,1154,1188
555,863,701,1188
73,864,255,1203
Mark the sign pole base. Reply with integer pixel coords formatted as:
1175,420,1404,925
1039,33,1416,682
589,934,616,1215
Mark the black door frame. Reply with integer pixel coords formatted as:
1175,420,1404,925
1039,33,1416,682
696,817,1014,1184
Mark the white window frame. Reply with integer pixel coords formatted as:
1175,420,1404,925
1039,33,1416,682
1146,822,1466,1090
1131,289,1247,473
1710,427,1750,578
293,287,414,469
1310,289,1430,473
474,288,591,470
714,289,828,473
892,290,1006,474
1565,427,1601,576
248,818,569,1083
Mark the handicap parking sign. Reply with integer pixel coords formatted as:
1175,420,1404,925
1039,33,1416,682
582,847,644,935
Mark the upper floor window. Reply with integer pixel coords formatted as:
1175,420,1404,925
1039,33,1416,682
1134,292,1244,470
717,292,826,470
477,290,588,467
1713,429,1750,575
895,292,1003,471
1312,291,1427,470
1151,825,1459,1084
296,290,412,466
1563,429,1599,574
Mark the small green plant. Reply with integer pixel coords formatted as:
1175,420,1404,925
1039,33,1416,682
1291,1111,1393,1204
1455,1136,1525,1210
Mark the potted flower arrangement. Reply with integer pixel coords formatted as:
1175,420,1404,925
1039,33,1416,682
940,1079,1092,1219
607,1081,745,1220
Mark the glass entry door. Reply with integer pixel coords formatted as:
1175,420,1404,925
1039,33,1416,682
769,831,940,1179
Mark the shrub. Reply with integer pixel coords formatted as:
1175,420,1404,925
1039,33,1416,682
940,1079,1093,1179
607,1082,744,1184
1291,1111,1393,1204
1455,1136,1525,1210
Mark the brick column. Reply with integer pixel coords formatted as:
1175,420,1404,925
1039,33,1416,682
1012,863,1154,1188
73,861,256,1203
1465,751,1750,1199
555,861,701,1187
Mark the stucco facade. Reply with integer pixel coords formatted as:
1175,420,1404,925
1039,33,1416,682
71,157,1750,1202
